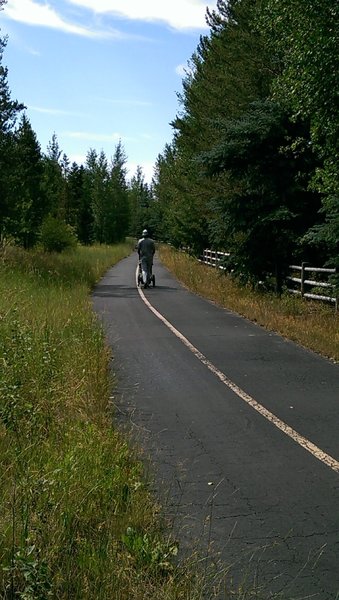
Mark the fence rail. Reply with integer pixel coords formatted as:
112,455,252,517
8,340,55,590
199,249,230,269
198,249,338,310
287,263,337,309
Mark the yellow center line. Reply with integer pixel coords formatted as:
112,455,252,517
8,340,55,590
136,267,339,474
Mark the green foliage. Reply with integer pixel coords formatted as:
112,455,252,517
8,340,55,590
0,32,25,245
107,140,130,243
67,163,94,245
300,194,339,267
150,0,336,288
9,115,46,249
122,527,178,574
152,0,278,258
41,134,65,217
5,545,52,600
202,100,321,289
152,145,210,252
128,165,153,237
259,0,339,257
39,215,77,253
85,142,130,245
0,30,131,251
85,148,108,243
0,35,25,136
0,245,209,599
175,0,273,155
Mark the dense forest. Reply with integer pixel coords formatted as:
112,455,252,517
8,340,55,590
0,0,338,290
153,0,338,291
0,1,154,251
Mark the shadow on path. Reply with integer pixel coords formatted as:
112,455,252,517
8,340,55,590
93,284,178,298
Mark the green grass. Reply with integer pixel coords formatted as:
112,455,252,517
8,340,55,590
159,245,338,362
1,243,319,599
0,243,212,599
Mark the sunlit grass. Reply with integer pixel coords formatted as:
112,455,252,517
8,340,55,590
1,243,317,598
159,245,338,362
0,243,211,599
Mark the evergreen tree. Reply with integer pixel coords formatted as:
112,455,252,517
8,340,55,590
159,0,275,254
128,165,152,237
41,133,64,217
173,0,273,156
0,28,25,245
59,152,71,219
259,0,339,261
0,36,24,135
152,145,209,252
107,140,129,243
85,149,109,243
10,114,45,248
67,163,93,244
202,100,321,290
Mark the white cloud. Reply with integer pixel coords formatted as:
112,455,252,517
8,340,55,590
4,0,120,38
69,153,87,165
61,131,133,143
66,156,155,180
28,105,88,117
127,161,155,183
67,0,217,30
175,64,187,77
175,62,194,78
27,47,41,56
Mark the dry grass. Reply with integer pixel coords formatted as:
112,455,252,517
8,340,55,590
0,244,213,599
0,243,319,599
159,245,338,362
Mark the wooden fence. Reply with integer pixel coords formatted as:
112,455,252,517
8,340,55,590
199,249,338,310
287,263,338,310
199,249,230,269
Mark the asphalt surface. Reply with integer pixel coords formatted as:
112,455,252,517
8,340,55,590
92,253,339,599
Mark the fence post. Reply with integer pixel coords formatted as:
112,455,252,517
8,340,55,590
301,262,308,297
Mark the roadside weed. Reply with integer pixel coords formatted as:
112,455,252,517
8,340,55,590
0,243,195,599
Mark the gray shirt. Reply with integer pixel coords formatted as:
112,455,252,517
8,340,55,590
137,237,155,259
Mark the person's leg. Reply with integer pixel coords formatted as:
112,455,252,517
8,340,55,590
146,257,152,285
141,257,148,286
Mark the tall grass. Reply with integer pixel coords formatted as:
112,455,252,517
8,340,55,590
0,244,210,599
159,246,338,362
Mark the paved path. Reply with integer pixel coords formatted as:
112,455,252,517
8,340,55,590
92,253,339,599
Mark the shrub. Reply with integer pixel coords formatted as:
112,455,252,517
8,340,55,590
40,216,77,253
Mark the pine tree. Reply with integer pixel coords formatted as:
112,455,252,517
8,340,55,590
159,0,275,254
10,114,46,248
85,149,109,243
259,0,339,263
0,29,25,245
67,163,93,244
202,100,321,290
41,133,64,217
128,165,152,237
107,140,129,243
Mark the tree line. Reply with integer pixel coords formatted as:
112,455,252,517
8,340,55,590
0,0,154,252
1,0,337,291
151,0,338,291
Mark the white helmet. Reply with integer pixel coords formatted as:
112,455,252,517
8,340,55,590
142,229,148,237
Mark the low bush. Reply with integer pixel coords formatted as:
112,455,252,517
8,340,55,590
39,215,77,253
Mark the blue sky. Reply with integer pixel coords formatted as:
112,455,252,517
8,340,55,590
1,0,216,182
